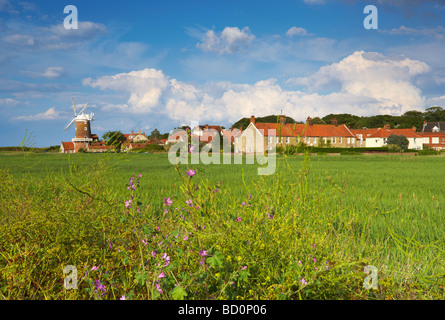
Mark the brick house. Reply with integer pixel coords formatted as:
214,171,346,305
420,121,445,150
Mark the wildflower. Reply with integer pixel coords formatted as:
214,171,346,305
91,266,98,271
241,202,246,206
242,266,248,270
312,243,316,248
236,217,242,222
298,261,302,264
138,174,142,177
164,197,173,206
158,271,165,279
120,295,126,300
313,257,317,263
301,278,308,285
248,194,252,200
188,145,195,154
214,189,219,192
156,283,163,294
151,250,157,258
95,280,106,297
196,205,200,210
164,209,168,214
125,199,132,208
142,238,148,246
183,235,188,241
186,169,196,177
186,199,193,207
199,250,208,257
175,234,179,239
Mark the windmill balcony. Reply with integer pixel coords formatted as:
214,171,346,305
72,137,93,142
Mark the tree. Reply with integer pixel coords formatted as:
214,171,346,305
103,131,126,152
149,128,161,139
387,134,409,151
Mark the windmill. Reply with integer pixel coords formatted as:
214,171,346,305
64,97,94,152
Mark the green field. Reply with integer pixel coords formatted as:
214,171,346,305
1,151,444,299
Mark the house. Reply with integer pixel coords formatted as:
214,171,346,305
352,124,423,150
420,121,445,150
124,130,148,143
88,141,112,153
234,115,359,154
60,141,75,153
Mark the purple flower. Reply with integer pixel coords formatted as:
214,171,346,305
236,217,242,222
199,250,208,257
142,238,148,246
156,283,163,294
183,235,188,241
188,145,195,154
214,189,219,193
164,197,173,206
248,194,252,200
151,250,157,258
301,278,307,285
241,202,246,206
124,199,132,208
186,199,193,207
313,257,317,263
158,271,165,279
186,169,196,177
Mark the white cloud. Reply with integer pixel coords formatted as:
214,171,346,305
84,51,434,126
286,26,309,37
380,25,445,40
14,107,61,121
22,66,65,79
287,51,430,114
196,26,255,54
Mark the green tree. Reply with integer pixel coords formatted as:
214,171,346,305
149,128,161,139
103,131,126,152
387,134,409,151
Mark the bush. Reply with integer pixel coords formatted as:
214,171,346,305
387,144,403,153
387,134,409,151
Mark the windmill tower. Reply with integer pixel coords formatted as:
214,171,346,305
64,97,94,152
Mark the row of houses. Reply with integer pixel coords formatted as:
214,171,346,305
232,115,445,153
60,129,168,153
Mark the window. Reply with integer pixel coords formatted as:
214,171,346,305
286,137,289,144
352,137,355,143
332,137,336,143
84,127,87,131
269,136,273,143
383,138,387,144
432,137,439,144
276,137,279,143
338,137,342,143
347,137,350,144
313,137,317,144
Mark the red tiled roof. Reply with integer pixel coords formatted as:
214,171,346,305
61,141,74,150
367,128,422,138
253,123,355,137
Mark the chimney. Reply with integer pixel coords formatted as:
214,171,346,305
131,130,134,134
279,115,286,126
307,116,313,126
205,124,209,131
250,115,255,124
331,118,338,127
384,124,390,130
138,129,141,134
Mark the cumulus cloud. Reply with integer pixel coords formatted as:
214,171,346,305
286,26,309,37
196,26,255,54
287,51,430,114
84,51,433,125
14,107,61,121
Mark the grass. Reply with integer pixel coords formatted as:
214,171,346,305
0,151,444,299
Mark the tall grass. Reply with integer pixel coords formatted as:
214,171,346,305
0,152,444,299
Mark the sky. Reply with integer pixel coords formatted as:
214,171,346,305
1,0,445,147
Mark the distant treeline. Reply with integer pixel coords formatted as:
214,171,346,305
230,106,445,132
0,145,60,152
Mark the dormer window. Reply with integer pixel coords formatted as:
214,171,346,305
432,126,439,132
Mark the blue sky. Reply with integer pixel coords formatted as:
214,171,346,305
1,0,445,147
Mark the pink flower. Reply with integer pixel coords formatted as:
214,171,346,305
156,283,163,294
199,250,208,257
301,278,307,285
164,197,173,206
125,199,132,208
158,271,165,279
188,145,195,154
242,266,248,270
248,194,252,200
186,199,193,207
120,295,126,300
241,202,246,206
91,265,98,271
142,238,148,246
138,174,142,177
313,257,317,263
186,169,196,177
183,235,188,241
236,217,242,222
